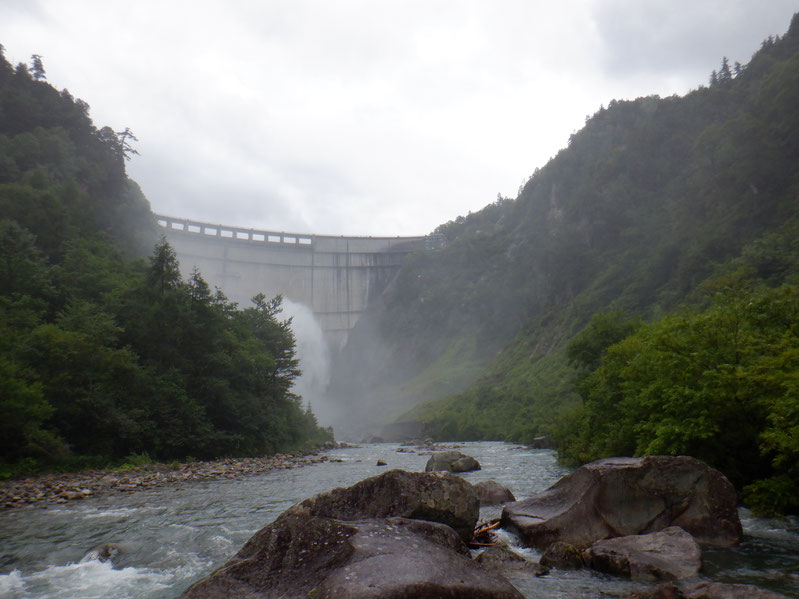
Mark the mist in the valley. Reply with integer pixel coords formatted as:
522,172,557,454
324,307,448,443
279,298,399,440
279,292,430,442
279,299,333,426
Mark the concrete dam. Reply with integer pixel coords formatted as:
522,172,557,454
156,215,440,348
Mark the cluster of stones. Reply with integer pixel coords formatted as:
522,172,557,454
0,451,337,509
500,455,790,598
177,453,791,599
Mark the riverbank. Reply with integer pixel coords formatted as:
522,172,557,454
0,444,348,510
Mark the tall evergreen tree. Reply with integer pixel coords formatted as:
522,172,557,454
30,54,46,80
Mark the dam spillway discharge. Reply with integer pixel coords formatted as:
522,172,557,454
155,215,440,349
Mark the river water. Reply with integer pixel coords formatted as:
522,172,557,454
1,442,797,598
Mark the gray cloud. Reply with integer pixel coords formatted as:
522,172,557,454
592,0,798,82
1,1,796,236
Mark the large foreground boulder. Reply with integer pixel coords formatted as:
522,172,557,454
425,450,481,473
178,470,523,598
583,527,702,581
179,514,524,599
288,468,479,543
501,456,742,549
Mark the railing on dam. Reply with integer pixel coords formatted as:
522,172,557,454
155,215,315,247
154,215,447,251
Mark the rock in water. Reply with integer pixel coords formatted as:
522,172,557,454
474,480,516,505
425,450,481,473
621,583,689,599
621,582,794,598
529,436,552,449
583,527,702,581
180,515,523,599
501,456,742,549
81,543,121,564
178,470,523,599
289,468,479,543
681,582,794,598
475,545,549,577
539,541,585,570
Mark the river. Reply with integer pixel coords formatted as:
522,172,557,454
1,442,797,598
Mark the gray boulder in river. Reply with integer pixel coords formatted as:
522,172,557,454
178,469,524,599
473,480,515,505
539,541,585,570
475,544,549,577
82,543,121,564
425,449,481,473
621,581,794,598
178,514,523,599
583,526,702,581
288,468,478,543
501,455,742,549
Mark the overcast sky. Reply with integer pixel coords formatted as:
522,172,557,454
1,1,796,236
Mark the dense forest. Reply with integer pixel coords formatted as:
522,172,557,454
330,14,799,514
0,47,331,477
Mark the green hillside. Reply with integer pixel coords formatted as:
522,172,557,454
0,47,331,476
330,14,799,512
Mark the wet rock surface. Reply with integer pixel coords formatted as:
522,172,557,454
474,480,516,505
288,468,480,543
622,581,794,598
178,470,523,599
83,542,122,564
425,449,482,473
680,582,794,598
501,455,742,549
539,541,585,570
475,545,549,577
180,514,524,599
583,526,702,581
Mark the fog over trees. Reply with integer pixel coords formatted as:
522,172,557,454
0,48,331,477
329,14,799,515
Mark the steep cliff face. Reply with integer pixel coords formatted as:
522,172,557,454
327,12,799,442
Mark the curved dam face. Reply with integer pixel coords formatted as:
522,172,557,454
155,216,430,348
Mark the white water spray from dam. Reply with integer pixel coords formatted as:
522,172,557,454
281,299,333,427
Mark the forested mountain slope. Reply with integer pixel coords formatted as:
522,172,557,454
330,14,799,511
0,48,331,476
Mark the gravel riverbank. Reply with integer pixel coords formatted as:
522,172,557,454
0,445,347,510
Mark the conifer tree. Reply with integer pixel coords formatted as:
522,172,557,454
30,54,46,81
719,56,732,81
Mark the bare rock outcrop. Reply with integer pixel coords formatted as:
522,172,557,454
501,456,742,549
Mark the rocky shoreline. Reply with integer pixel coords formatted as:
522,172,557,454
0,443,347,510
